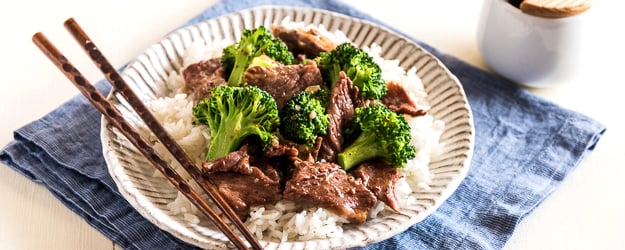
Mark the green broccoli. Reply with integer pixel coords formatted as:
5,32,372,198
221,26,294,86
248,54,281,68
315,42,387,100
279,89,329,146
192,85,280,161
337,104,415,171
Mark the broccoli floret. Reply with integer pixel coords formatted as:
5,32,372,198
192,85,280,161
221,43,236,75
221,26,294,86
279,89,329,146
315,42,387,100
337,104,415,171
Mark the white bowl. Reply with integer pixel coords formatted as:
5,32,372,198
101,6,474,249
477,0,590,87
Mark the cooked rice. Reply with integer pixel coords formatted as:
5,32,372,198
141,22,444,242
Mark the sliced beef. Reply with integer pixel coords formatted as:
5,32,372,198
271,25,336,59
317,72,358,162
263,143,299,159
256,143,300,189
244,61,323,109
202,145,252,174
351,161,401,212
183,58,227,101
381,81,427,117
202,147,282,218
283,160,377,223
208,169,282,218
247,159,282,184
311,136,324,161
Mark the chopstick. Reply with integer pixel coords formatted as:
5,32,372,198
33,19,262,250
62,18,262,250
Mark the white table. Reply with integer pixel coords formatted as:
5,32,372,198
1,1,623,249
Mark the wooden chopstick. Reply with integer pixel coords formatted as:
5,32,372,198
32,21,261,250
62,18,262,250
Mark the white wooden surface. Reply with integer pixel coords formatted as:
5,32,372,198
1,1,623,249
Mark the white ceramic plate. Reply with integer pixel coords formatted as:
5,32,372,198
101,6,474,249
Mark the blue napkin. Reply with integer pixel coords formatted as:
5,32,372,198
1,0,605,249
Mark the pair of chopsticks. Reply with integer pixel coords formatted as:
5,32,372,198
32,18,262,250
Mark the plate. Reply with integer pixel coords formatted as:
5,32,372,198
101,6,474,249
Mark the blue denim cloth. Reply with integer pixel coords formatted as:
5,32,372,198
0,0,606,249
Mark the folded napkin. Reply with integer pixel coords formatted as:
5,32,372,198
1,0,606,249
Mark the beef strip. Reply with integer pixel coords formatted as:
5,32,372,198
182,57,227,101
311,136,324,161
202,147,282,218
257,143,301,189
208,169,282,218
263,143,299,159
244,60,323,109
317,72,359,162
202,145,252,174
351,161,401,212
381,81,427,117
271,25,336,59
283,160,377,223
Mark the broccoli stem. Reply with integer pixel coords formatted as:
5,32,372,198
328,63,341,88
227,45,253,86
205,111,259,161
249,55,279,68
337,132,384,171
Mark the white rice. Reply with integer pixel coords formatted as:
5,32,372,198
143,23,444,242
